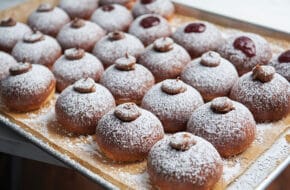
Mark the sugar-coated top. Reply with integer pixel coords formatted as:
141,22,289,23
52,52,104,91
28,6,70,37
129,14,172,46
230,71,290,113
96,106,164,154
100,63,154,101
91,4,133,32
187,98,256,152
141,80,204,124
138,38,191,81
55,83,115,128
269,52,290,81
0,22,32,52
148,132,222,186
12,34,61,67
218,32,272,75
0,64,55,100
132,0,175,19
0,51,17,80
93,32,144,68
172,21,223,58
57,20,105,51
59,0,99,19
181,51,238,100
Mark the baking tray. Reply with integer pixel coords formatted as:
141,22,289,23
0,0,289,189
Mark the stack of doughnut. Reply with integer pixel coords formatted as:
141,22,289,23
0,0,289,189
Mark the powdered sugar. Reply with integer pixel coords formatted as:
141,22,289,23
217,32,272,75
93,33,144,68
0,22,32,52
55,84,115,132
0,51,17,80
129,14,172,46
12,34,61,68
141,81,204,131
91,4,133,33
0,64,55,103
132,0,175,19
172,21,223,58
96,107,164,158
57,20,105,51
187,100,256,157
28,6,70,37
52,52,104,91
138,41,190,82
181,55,238,101
230,71,290,121
58,0,99,19
117,172,151,190
147,134,222,186
100,64,154,103
222,158,241,182
0,9,289,190
227,131,290,190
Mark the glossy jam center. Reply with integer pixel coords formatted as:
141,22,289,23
184,23,206,33
233,36,256,57
141,0,155,4
140,16,160,29
102,5,114,12
278,50,290,63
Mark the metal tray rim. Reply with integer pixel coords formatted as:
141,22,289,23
0,115,118,190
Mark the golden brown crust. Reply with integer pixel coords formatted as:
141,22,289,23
141,79,204,133
95,104,164,162
187,97,256,158
230,71,290,122
100,62,155,105
147,133,223,190
0,64,56,112
4,81,55,112
55,80,116,135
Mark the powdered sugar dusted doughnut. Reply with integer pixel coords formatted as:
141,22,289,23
57,18,105,52
55,78,115,135
12,31,61,68
93,31,144,68
147,132,223,190
0,51,17,80
141,79,204,132
172,21,223,59
187,97,256,157
181,51,238,101
218,32,272,76
269,50,290,81
59,0,99,19
91,4,133,33
0,63,56,112
129,14,172,46
28,3,70,37
132,0,175,19
95,102,164,162
52,48,104,92
230,65,290,122
139,37,190,82
100,54,154,104
0,18,32,52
